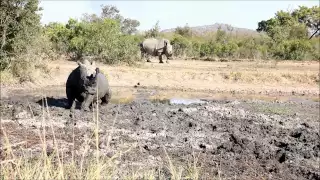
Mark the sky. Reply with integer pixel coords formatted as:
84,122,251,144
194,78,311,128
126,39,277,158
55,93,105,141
39,0,319,31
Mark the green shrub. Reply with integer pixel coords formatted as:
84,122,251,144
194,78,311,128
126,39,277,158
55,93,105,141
45,17,141,65
0,0,58,82
44,22,70,54
171,34,192,57
273,39,313,60
10,34,53,82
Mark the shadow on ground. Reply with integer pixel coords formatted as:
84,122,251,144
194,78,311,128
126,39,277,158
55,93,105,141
36,97,72,109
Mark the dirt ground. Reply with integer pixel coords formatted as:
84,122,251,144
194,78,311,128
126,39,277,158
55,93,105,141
1,59,319,179
1,59,319,97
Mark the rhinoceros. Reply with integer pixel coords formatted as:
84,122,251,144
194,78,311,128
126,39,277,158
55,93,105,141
65,59,97,115
81,67,112,111
139,38,173,63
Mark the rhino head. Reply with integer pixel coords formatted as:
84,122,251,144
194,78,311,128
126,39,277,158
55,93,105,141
164,40,173,60
84,68,100,95
77,59,97,79
76,59,97,96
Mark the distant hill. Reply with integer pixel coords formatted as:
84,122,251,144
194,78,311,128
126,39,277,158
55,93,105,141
161,23,259,36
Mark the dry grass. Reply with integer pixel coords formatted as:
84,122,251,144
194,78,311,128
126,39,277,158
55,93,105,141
43,59,319,95
0,97,204,180
2,59,319,97
0,70,19,85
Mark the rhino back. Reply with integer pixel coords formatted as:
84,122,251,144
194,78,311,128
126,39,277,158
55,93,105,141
66,67,80,88
142,38,158,54
156,38,165,50
145,38,167,53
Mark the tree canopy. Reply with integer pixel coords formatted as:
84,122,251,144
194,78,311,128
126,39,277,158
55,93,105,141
257,5,320,40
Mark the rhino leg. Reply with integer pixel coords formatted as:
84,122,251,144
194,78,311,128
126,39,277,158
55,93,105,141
69,99,77,117
159,54,164,63
101,89,112,106
80,102,90,112
146,54,151,62
67,97,74,109
141,51,145,61
66,87,76,109
81,94,94,112
165,55,170,64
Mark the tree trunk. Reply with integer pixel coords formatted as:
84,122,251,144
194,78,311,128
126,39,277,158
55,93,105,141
309,28,319,40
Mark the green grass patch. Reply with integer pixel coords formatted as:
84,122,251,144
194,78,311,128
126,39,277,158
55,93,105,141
256,105,293,115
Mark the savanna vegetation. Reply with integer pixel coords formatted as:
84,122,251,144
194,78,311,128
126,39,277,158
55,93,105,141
0,0,319,83
1,1,319,179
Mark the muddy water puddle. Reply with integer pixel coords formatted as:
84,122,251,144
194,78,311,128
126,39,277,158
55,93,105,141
4,85,319,105
151,98,207,105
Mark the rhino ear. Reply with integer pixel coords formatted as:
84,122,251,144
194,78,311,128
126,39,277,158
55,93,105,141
164,39,170,46
77,61,84,66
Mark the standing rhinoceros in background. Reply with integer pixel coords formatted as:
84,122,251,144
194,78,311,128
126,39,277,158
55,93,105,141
139,38,173,63
80,67,112,111
65,59,97,115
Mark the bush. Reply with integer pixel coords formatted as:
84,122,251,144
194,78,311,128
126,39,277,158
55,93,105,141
165,26,319,61
0,0,58,83
45,16,141,65
190,40,201,58
310,38,320,60
10,34,53,82
199,43,211,58
99,34,140,65
44,22,70,55
171,34,192,57
162,6,320,61
273,39,313,60
1,0,43,71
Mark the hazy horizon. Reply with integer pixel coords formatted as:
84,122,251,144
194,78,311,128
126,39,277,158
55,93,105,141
39,1,319,31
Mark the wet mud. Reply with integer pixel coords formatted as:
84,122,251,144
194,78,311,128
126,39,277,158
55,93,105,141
0,88,319,179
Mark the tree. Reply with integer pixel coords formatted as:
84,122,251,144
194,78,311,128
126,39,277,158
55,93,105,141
256,12,294,42
100,5,140,35
43,4,142,64
256,6,319,60
145,20,160,38
0,0,42,70
81,13,100,23
216,26,228,43
121,18,140,35
44,22,70,54
291,6,320,39
100,4,122,21
256,6,320,40
171,34,192,57
78,5,141,35
175,24,193,37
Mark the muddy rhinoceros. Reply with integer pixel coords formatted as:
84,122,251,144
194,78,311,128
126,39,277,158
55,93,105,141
139,38,173,63
65,59,97,114
81,68,112,111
